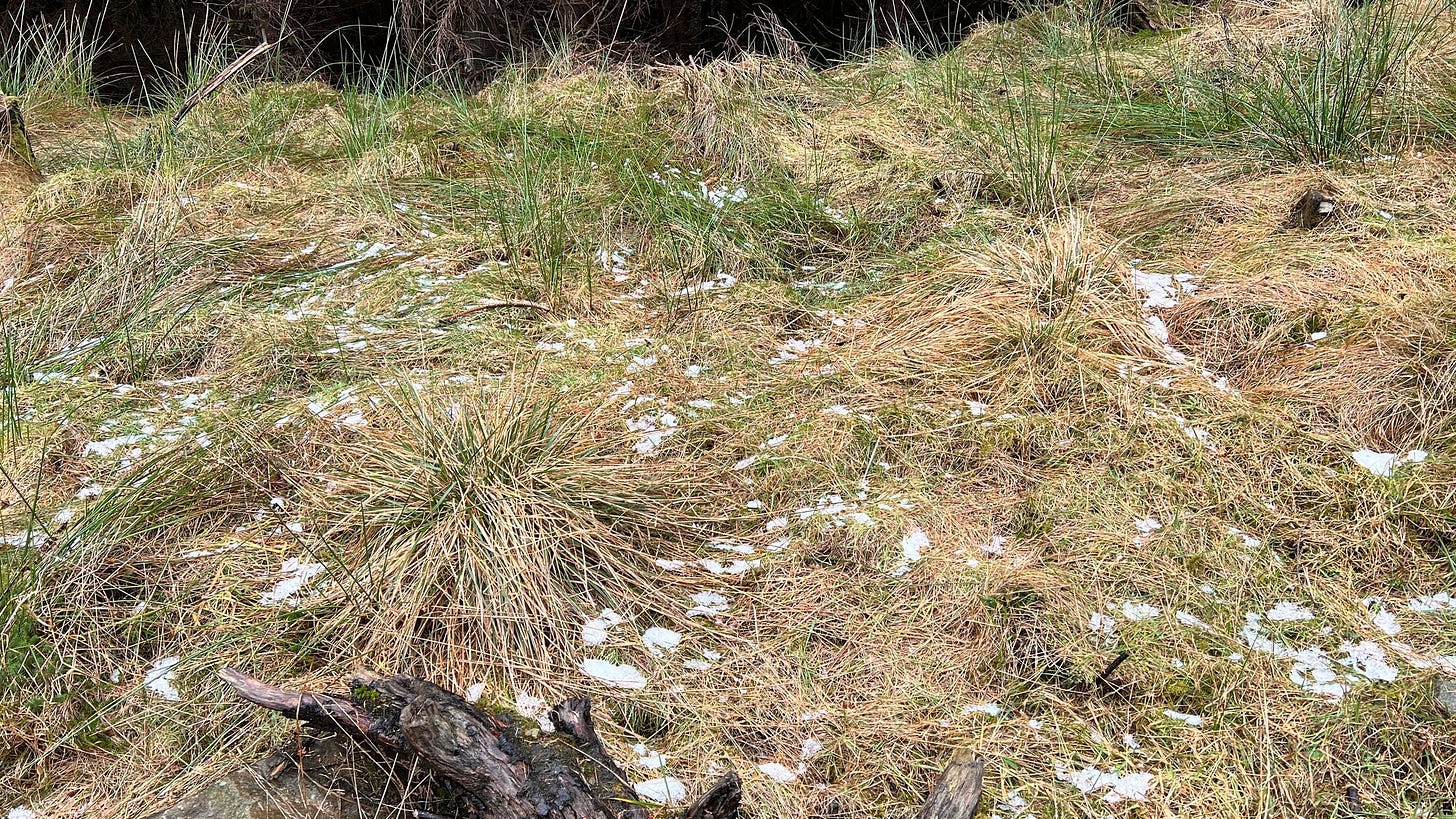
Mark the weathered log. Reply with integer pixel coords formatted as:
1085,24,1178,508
222,667,649,819
915,750,983,819
222,669,980,819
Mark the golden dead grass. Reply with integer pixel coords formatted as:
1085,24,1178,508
4,3,1456,817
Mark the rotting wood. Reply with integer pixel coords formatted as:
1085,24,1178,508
222,667,668,819
915,750,984,819
222,668,980,819
1,99,41,177
1,98,43,217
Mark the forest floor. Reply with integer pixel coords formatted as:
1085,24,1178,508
4,0,1456,816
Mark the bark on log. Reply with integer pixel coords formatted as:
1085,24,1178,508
1,98,42,218
915,750,983,819
222,668,979,819
1,98,40,176
221,667,651,819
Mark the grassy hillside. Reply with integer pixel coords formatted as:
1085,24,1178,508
3,0,1456,815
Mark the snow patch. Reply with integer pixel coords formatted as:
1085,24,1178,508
643,627,683,656
1057,767,1154,803
633,777,687,804
258,558,325,606
1351,449,1427,477
579,659,647,689
582,609,626,646
144,656,181,701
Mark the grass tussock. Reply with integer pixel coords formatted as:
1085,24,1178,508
314,384,705,678
4,1,1456,817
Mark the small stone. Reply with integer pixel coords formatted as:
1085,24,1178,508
1435,677,1456,716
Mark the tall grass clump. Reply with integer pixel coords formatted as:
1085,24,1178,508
319,385,698,678
1214,0,1439,163
0,7,102,102
966,80,1081,216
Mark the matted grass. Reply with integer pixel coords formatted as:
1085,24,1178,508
3,1,1456,816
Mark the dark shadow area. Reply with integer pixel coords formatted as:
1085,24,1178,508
3,0,1020,103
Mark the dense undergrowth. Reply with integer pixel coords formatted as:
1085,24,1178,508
3,0,1456,816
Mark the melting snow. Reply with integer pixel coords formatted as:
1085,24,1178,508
1057,767,1154,803
514,691,554,732
84,433,149,457
1175,610,1213,631
962,702,1002,717
1119,602,1160,621
1408,592,1454,612
1350,449,1427,477
1266,602,1314,622
1131,269,1198,310
686,591,730,618
144,656,181,701
633,777,687,804
642,627,683,656
1240,614,1400,701
1363,599,1402,636
892,526,930,576
757,762,799,783
1089,612,1117,639
1228,527,1261,548
1163,710,1203,726
582,609,626,645
579,659,647,689
258,558,326,606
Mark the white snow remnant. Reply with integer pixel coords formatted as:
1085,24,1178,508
757,762,799,784
579,658,647,689
514,691,555,732
1266,602,1315,622
258,558,326,606
892,526,929,576
1351,449,1427,477
1240,614,1400,701
633,777,687,804
686,591,730,618
642,627,683,656
145,656,182,701
1408,592,1454,612
1057,767,1154,803
1163,710,1203,726
1175,610,1213,631
1119,602,1161,622
582,609,626,645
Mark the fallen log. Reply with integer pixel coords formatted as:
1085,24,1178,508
220,668,981,819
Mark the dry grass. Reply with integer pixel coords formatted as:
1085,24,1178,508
4,2,1456,817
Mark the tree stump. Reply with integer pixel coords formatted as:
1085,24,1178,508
221,669,982,819
1,98,42,218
